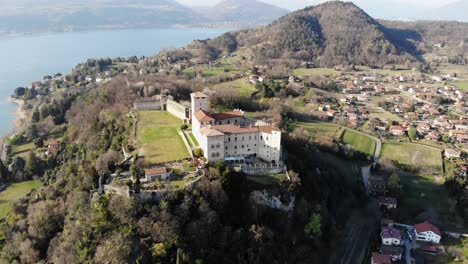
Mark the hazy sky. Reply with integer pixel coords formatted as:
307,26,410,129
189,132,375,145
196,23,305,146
177,0,459,10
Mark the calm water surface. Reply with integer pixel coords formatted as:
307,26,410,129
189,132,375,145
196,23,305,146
0,28,228,136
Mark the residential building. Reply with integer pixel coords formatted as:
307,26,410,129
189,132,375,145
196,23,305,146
380,245,403,261
143,167,172,182
191,92,282,163
415,221,441,244
445,149,461,159
389,126,405,136
381,227,401,246
46,139,60,156
371,252,391,264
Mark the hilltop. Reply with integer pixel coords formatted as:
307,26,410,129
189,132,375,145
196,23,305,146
202,1,418,67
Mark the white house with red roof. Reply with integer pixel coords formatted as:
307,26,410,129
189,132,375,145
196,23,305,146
144,167,172,182
389,126,405,136
381,227,402,246
415,221,441,244
191,92,282,163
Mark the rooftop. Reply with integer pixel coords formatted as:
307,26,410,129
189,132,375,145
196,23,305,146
372,252,391,264
191,91,209,98
381,227,401,240
144,167,169,175
415,221,441,236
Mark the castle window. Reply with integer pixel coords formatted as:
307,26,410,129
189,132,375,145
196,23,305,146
260,136,263,140
226,146,228,150
235,119,238,123
242,136,244,140
235,137,237,141
242,145,244,149
235,146,237,149
227,120,230,124
228,138,231,142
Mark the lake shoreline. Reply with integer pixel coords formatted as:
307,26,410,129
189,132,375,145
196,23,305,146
8,97,26,129
0,27,229,140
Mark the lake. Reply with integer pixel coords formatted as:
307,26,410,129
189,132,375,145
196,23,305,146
0,28,229,137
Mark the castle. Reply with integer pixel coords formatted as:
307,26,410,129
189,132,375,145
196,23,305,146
191,92,282,163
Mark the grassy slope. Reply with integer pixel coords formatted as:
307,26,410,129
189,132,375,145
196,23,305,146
188,132,199,147
212,78,258,97
295,122,344,145
342,130,376,156
381,143,443,173
11,142,36,156
381,143,464,230
137,111,190,164
0,180,41,219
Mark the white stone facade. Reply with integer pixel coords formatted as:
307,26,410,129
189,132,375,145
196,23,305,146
416,231,441,244
191,92,282,163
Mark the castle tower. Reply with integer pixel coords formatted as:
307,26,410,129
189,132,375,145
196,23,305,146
190,92,210,116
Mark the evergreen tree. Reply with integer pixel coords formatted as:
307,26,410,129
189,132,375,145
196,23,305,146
32,109,40,123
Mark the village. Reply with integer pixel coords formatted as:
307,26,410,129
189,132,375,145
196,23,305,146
2,45,467,263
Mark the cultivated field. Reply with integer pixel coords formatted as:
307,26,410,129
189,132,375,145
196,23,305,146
137,111,190,164
0,180,41,219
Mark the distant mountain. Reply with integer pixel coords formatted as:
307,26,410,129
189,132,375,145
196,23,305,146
0,0,290,36
0,0,200,35
204,1,418,67
203,0,289,25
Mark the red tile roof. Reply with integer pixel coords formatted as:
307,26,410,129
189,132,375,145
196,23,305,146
200,124,281,136
194,110,215,122
420,245,437,253
144,167,169,176
415,221,441,236
194,110,245,122
191,91,209,98
372,252,391,264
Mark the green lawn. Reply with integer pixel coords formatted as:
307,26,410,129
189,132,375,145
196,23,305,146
137,111,190,164
342,130,376,156
381,143,443,174
293,68,338,76
0,180,41,219
188,132,199,147
11,142,36,156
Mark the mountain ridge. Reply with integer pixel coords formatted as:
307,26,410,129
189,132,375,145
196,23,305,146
203,1,419,67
